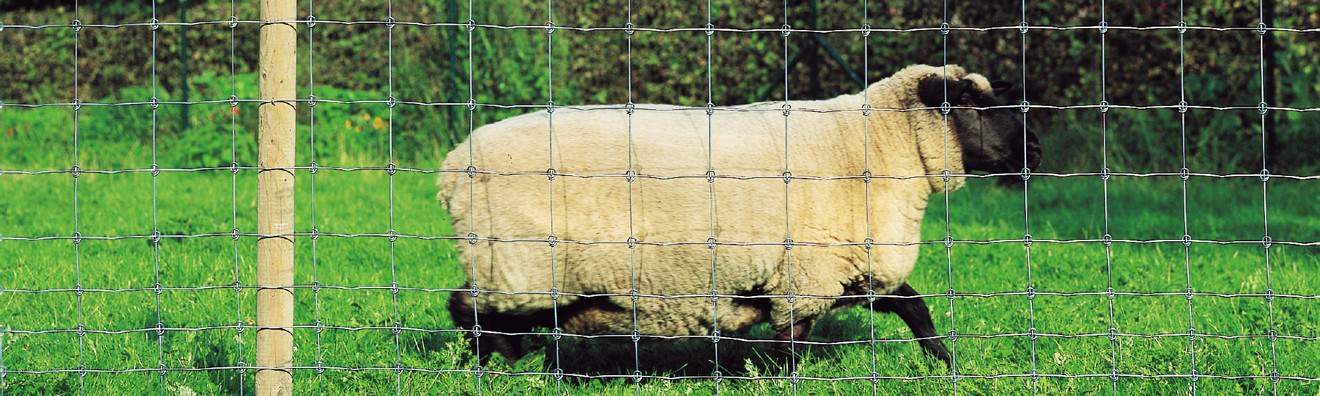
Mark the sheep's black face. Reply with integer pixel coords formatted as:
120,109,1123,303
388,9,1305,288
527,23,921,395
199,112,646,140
917,76,1042,174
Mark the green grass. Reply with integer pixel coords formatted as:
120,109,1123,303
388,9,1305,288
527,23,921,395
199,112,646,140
1,167,1317,395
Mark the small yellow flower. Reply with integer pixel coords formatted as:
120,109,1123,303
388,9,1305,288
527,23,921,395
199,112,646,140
360,112,371,121
372,117,386,130
344,119,352,129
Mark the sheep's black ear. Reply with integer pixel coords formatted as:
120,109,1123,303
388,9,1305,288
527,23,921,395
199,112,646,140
991,80,1014,96
917,75,972,109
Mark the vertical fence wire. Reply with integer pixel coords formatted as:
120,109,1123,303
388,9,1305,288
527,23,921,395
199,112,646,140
304,0,324,392
859,1,881,394
1256,1,1280,394
1098,1,1119,393
778,1,799,394
463,0,485,393
228,0,247,393
702,0,722,394
1017,1,1040,394
622,0,642,393
148,1,167,393
383,2,405,394
939,0,960,393
1175,1,1199,394
71,1,87,394
544,1,564,393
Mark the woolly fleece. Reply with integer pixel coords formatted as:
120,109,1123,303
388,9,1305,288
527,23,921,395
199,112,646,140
438,64,986,335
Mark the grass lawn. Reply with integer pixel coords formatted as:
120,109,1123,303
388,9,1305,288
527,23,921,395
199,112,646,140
1,167,1316,395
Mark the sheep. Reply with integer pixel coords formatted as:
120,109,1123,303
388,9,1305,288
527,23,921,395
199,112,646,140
439,64,1041,365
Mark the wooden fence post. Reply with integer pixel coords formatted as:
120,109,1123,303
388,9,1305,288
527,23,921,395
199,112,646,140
256,0,296,394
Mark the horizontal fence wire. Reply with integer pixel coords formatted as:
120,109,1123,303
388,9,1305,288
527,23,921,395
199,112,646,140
6,19,1320,34
0,5,1316,394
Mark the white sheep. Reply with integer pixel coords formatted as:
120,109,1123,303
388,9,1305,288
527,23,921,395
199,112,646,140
439,64,1040,364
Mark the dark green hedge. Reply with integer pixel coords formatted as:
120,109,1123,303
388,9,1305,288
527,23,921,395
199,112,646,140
3,1,1317,172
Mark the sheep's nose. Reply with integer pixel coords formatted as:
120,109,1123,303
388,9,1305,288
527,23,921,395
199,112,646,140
1024,133,1042,169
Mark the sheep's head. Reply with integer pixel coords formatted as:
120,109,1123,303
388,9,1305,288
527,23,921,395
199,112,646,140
916,74,1042,174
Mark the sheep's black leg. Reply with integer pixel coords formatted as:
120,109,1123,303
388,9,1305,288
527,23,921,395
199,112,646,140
770,319,813,371
873,283,952,366
447,287,526,363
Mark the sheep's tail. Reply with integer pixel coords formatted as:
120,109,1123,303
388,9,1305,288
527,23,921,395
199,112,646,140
435,145,468,211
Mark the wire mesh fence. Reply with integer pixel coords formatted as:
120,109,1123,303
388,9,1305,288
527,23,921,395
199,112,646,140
1,0,1318,395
